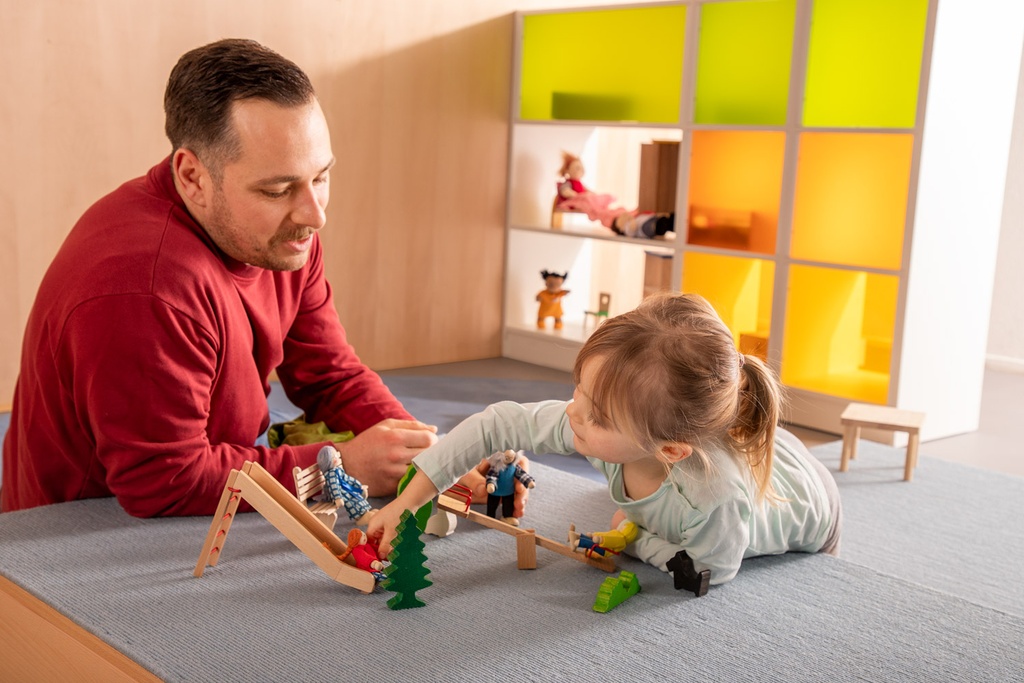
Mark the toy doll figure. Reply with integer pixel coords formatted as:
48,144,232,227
611,212,675,240
485,450,535,526
568,519,639,558
556,152,675,240
537,270,570,330
316,445,377,525
556,152,633,230
340,528,386,581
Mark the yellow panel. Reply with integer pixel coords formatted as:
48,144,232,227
782,265,896,403
520,7,686,123
682,253,774,347
687,131,786,255
791,133,913,270
803,0,929,127
695,0,796,125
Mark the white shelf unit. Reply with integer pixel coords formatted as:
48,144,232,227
501,0,1024,441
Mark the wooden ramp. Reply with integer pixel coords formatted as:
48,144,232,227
194,461,376,594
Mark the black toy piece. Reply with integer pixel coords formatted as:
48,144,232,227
667,549,710,597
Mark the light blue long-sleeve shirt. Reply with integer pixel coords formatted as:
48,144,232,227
412,400,834,585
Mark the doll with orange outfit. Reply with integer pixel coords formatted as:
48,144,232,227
536,270,570,329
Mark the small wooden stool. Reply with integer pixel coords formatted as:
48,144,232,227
840,403,926,481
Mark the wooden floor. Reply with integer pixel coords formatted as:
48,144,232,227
382,359,1024,478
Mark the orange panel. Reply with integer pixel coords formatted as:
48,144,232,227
687,130,785,255
791,133,913,270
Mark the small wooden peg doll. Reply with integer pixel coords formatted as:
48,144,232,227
537,270,569,330
484,450,535,526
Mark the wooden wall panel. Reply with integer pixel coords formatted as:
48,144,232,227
0,0,630,405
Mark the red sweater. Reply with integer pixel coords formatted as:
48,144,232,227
1,159,412,516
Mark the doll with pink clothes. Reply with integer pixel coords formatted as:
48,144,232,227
555,151,674,239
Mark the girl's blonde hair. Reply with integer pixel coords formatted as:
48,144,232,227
572,292,783,501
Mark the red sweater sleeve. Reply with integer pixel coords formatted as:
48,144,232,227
55,295,325,517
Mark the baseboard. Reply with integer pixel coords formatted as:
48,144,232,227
986,354,1024,374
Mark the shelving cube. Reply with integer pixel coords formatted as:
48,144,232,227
502,0,1024,442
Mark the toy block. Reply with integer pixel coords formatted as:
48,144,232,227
666,550,710,597
424,510,457,538
840,402,926,482
517,530,538,570
593,571,641,613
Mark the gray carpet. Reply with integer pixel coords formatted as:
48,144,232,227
1,375,1022,682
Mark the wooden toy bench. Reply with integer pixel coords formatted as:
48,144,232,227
292,463,339,529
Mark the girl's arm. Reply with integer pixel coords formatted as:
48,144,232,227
367,399,574,555
628,502,751,586
366,469,439,555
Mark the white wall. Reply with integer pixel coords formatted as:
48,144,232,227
987,43,1024,373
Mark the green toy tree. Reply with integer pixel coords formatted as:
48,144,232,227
382,509,432,610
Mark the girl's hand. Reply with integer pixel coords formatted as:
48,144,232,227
366,469,439,557
461,455,532,518
366,501,407,558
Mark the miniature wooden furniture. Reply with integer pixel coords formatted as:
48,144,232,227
839,403,926,482
292,463,339,530
195,461,375,593
583,292,611,330
551,195,568,228
643,251,672,299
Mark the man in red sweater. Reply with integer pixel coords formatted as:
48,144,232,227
1,39,448,516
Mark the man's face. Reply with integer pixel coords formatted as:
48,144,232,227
204,97,334,271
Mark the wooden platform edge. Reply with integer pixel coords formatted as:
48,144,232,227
0,575,161,683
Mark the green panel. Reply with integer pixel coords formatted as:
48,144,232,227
695,0,796,125
804,0,929,127
520,6,686,123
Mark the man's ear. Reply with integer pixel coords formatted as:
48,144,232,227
171,148,212,207
657,442,692,464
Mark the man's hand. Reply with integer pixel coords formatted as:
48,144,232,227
337,419,437,497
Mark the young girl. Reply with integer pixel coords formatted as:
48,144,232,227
368,293,841,586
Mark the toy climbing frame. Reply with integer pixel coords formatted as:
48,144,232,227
194,461,375,594
436,486,615,573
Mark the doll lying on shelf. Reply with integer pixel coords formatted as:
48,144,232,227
555,151,674,239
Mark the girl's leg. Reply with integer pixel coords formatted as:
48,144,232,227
777,427,843,556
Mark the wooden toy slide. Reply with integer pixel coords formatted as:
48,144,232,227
194,461,375,594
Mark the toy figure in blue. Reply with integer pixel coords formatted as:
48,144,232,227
484,449,535,526
568,519,639,557
317,445,376,525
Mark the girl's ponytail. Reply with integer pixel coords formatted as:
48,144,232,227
730,353,784,502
